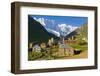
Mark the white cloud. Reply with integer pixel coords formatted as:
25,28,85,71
33,17,46,26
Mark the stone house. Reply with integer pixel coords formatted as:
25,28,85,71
32,44,41,52
58,42,74,57
47,38,54,47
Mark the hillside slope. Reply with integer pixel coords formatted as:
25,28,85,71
65,23,88,41
28,16,59,44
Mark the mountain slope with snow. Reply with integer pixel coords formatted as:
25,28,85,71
33,17,79,37
46,28,60,37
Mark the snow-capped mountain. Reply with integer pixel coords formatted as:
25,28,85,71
33,17,46,26
33,17,78,37
46,24,78,37
46,28,60,37
58,24,78,36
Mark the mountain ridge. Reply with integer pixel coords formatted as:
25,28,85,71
65,23,88,40
28,16,59,44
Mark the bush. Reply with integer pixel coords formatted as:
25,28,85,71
28,51,42,60
79,41,87,45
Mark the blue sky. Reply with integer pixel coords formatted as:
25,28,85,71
31,15,88,27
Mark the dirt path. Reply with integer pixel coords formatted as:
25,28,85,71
61,50,88,59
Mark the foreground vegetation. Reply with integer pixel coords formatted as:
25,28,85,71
28,39,88,60
28,45,60,60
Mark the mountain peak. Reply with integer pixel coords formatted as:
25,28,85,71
31,16,79,38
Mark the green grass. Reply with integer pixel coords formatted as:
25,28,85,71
28,45,60,60
28,51,42,60
69,41,88,51
28,41,88,61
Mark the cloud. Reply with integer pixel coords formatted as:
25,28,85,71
33,17,46,26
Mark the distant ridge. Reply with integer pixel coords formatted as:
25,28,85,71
65,23,88,40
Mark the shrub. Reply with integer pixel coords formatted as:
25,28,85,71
28,51,42,60
79,41,87,45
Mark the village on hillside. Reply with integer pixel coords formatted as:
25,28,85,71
28,36,87,60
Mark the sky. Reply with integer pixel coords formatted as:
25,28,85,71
31,15,88,27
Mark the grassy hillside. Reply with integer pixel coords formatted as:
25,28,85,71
65,23,88,41
77,23,88,40
65,23,88,52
